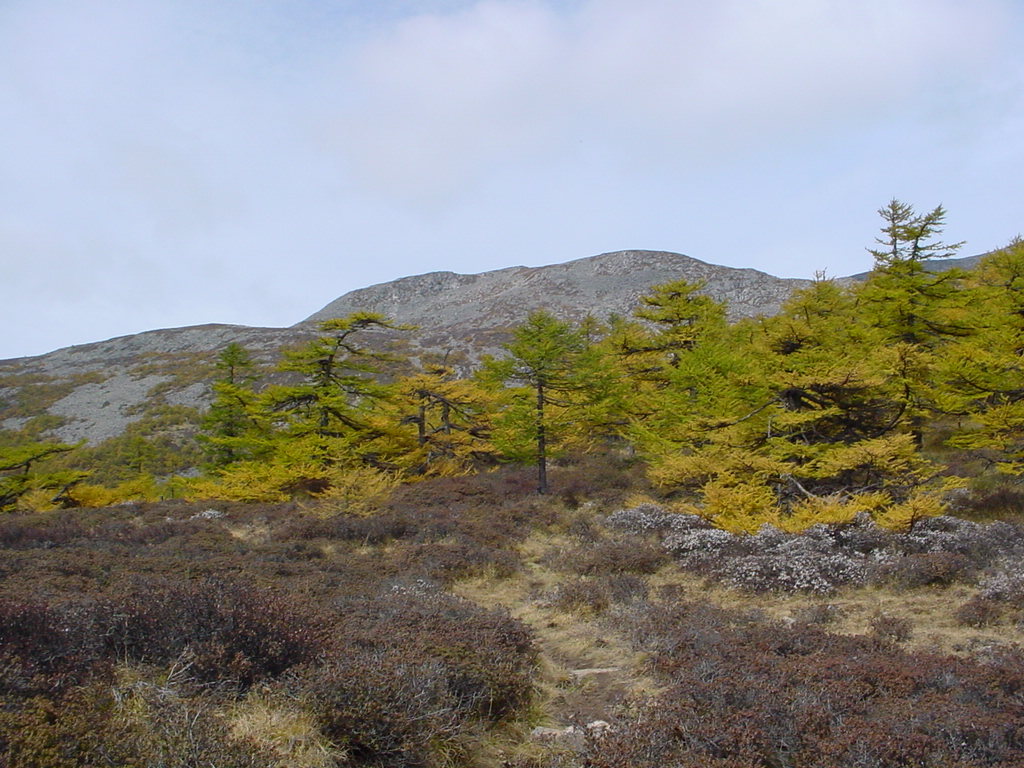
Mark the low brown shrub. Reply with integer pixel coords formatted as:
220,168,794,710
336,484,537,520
391,539,521,583
955,485,1024,520
871,551,975,588
0,519,87,548
106,578,325,689
0,598,108,697
955,596,1005,627
333,587,536,722
297,586,537,767
590,598,1024,768
566,538,669,577
869,612,913,644
545,574,649,616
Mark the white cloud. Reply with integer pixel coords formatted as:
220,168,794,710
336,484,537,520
332,0,1011,200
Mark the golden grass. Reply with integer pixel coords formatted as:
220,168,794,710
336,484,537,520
229,693,343,768
227,521,272,544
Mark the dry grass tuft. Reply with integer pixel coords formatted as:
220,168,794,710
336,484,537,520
230,694,342,768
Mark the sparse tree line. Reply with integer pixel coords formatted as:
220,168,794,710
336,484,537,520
5,200,1024,531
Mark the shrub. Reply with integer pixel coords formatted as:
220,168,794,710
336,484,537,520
608,503,711,537
391,538,521,583
954,565,1024,627
791,603,844,627
333,587,536,723
106,578,325,689
640,508,1024,594
592,598,1024,768
0,598,108,697
547,573,651,616
301,653,467,768
869,612,913,644
870,551,975,588
298,587,537,768
725,549,867,594
560,538,669,577
0,519,87,549
545,579,612,616
953,484,1024,519
954,596,1005,627
978,566,1024,603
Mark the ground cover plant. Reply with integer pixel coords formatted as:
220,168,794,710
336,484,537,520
589,599,1024,768
0,470,552,768
1,458,1024,766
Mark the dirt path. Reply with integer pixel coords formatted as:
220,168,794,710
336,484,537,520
454,544,659,730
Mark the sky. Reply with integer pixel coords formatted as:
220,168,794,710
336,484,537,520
1,0,1022,360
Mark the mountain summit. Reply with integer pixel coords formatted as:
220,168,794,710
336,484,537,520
301,250,808,348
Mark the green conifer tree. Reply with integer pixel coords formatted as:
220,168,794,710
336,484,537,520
261,312,414,470
482,310,609,493
198,342,263,469
0,441,82,511
634,274,950,531
856,200,975,446
940,239,1024,472
376,365,498,476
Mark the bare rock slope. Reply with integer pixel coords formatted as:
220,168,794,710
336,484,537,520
301,250,808,350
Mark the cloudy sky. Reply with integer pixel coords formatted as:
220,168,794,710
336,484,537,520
1,0,1022,360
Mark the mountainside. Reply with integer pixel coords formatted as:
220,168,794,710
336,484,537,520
302,250,808,352
0,249,848,447
0,325,312,446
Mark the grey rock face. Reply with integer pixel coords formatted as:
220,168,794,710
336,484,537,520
302,250,809,337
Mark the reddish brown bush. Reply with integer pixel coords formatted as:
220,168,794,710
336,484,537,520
334,587,536,722
0,519,87,548
298,586,537,767
868,612,913,643
106,578,325,689
955,596,1005,627
590,599,1024,768
871,551,975,588
565,538,669,577
546,575,649,616
391,539,521,583
0,598,108,697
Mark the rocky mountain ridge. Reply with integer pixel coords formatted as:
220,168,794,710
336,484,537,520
299,250,811,365
303,250,808,332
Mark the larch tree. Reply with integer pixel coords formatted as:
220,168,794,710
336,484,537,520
856,200,975,447
940,239,1024,472
0,441,82,511
380,364,499,477
265,313,412,448
609,279,729,390
482,310,608,494
206,312,414,499
638,274,951,532
198,342,263,469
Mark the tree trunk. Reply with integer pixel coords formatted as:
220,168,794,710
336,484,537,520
536,381,548,494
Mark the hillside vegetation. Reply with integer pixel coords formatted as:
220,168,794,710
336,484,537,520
2,202,1024,766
